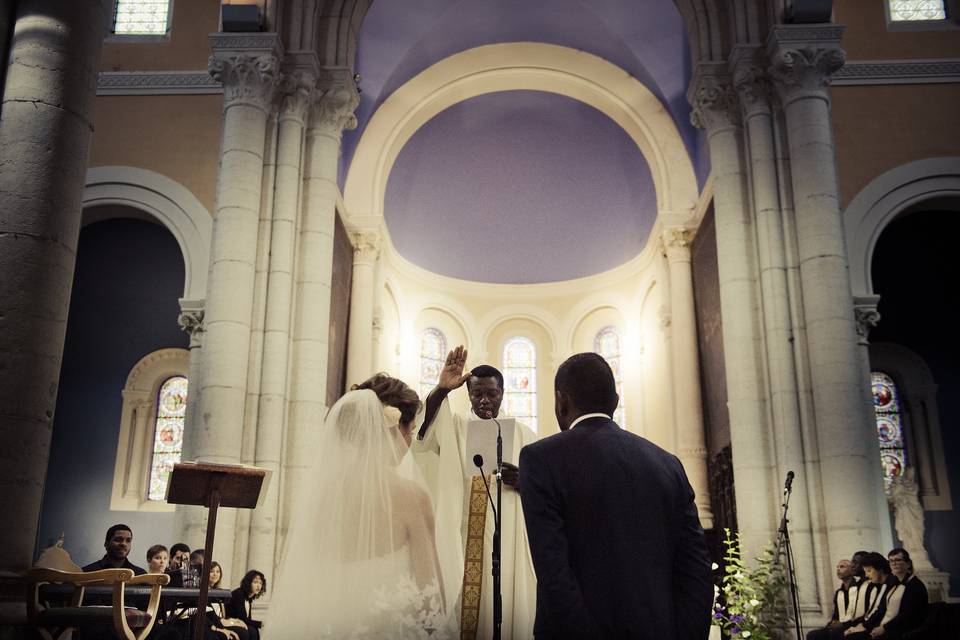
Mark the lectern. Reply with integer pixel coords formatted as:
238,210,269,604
166,462,270,640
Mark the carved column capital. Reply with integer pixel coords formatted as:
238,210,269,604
688,65,741,134
208,54,282,112
309,71,359,136
662,227,694,263
178,308,206,348
279,70,314,123
351,230,381,265
733,61,774,118
767,24,846,106
854,306,881,345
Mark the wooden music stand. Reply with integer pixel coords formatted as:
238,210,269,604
166,462,270,640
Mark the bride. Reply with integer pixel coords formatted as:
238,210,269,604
268,374,455,638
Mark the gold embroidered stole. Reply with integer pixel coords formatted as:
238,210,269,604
460,474,489,639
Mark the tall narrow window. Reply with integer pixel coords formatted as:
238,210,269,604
148,376,188,501
871,371,907,490
419,328,447,399
112,0,173,35
595,326,625,427
503,337,537,432
888,0,947,21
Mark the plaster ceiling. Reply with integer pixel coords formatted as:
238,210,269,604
348,0,701,283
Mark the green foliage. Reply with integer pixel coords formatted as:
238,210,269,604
711,529,790,639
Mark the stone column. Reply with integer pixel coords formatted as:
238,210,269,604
282,72,358,545
0,0,107,578
345,230,381,387
662,227,713,530
173,303,208,546
768,24,884,557
689,65,776,559
733,50,822,610
247,71,312,585
193,34,281,582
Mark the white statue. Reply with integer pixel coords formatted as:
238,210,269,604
888,468,933,570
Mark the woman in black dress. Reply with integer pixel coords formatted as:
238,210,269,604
226,570,266,640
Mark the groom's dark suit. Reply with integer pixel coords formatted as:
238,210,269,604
519,415,712,639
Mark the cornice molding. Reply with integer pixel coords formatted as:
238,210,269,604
97,71,222,95
833,58,960,85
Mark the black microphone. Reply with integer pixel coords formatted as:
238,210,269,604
785,470,795,491
473,455,498,518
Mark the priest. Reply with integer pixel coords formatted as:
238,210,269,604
411,345,538,640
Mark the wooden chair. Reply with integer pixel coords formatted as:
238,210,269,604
25,537,170,640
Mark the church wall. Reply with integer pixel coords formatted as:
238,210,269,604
868,210,960,596
834,0,960,61
88,94,223,214
374,239,674,447
100,0,221,72
832,84,960,207
38,217,189,565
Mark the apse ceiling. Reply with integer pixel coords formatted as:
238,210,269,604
347,0,702,284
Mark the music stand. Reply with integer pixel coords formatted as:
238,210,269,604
166,462,270,640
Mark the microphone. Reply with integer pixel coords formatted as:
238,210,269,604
785,470,795,491
473,454,498,518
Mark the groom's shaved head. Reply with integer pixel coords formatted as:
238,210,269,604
555,353,618,416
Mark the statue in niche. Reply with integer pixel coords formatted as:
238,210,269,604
888,468,933,570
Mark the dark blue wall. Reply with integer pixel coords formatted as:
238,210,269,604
38,217,188,567
871,210,960,597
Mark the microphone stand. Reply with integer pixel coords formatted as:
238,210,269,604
774,472,803,640
491,417,503,640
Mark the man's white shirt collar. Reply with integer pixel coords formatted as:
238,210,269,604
568,413,611,429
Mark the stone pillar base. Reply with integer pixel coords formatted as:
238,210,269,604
915,569,952,603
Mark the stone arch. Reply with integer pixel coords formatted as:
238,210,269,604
843,157,960,299
83,166,213,302
344,42,698,225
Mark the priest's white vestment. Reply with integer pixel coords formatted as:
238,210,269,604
412,398,538,639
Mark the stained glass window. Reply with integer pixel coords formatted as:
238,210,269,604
419,328,447,400
503,337,537,432
595,326,625,427
148,376,187,501
113,0,172,35
888,0,947,21
871,371,907,490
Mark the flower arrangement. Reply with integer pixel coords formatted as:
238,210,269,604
711,529,789,639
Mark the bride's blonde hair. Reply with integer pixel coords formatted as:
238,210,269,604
351,373,421,426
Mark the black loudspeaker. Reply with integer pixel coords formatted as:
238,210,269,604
222,5,261,32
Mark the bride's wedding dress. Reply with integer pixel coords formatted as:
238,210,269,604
266,389,456,639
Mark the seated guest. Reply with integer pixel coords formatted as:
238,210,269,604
807,558,861,639
874,548,928,639
207,561,249,640
844,552,898,638
83,523,146,575
169,543,190,570
227,570,266,640
146,545,169,574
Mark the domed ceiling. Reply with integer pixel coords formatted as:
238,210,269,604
347,0,705,284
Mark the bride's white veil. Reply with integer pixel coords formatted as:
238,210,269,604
268,387,450,637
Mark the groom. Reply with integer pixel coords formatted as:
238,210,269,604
519,352,712,639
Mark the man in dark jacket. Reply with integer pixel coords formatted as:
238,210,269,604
519,352,712,639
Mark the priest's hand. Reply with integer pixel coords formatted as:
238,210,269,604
438,345,471,391
501,462,520,490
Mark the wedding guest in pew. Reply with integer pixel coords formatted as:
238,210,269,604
146,545,169,575
207,561,250,640
83,523,146,575
227,570,266,640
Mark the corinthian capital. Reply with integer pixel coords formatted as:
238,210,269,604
309,71,359,135
279,70,314,123
178,308,205,348
351,231,381,265
209,54,281,111
767,24,845,105
662,227,694,262
688,65,740,133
